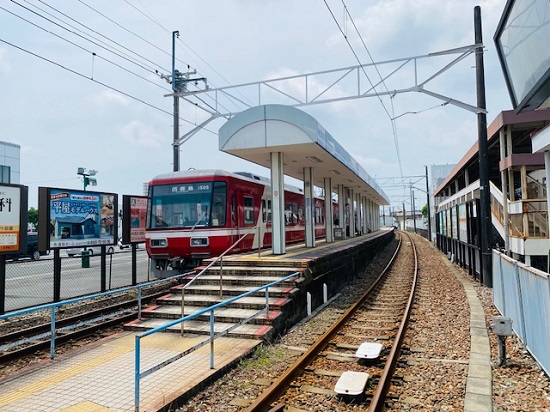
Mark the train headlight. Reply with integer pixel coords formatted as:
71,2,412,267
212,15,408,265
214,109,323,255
151,238,167,247
190,237,209,247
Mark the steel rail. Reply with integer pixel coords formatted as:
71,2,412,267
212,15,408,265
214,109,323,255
368,231,419,411
244,234,404,412
0,289,170,363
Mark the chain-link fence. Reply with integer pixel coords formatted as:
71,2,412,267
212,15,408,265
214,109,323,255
1,249,153,313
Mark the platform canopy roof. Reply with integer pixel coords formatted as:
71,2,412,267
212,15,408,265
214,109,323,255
218,104,389,205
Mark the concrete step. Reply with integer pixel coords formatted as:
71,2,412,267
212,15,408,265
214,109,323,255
140,304,282,325
195,261,305,276
125,317,274,340
200,259,307,269
170,283,299,298
156,292,290,311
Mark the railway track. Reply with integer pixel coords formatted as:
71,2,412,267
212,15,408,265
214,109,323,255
243,231,418,412
0,285,177,365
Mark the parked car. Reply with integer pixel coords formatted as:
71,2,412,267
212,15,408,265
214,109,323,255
6,232,49,261
118,237,141,250
65,245,115,257
118,237,129,249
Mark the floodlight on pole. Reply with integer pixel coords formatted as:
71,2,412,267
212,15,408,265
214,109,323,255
77,167,97,191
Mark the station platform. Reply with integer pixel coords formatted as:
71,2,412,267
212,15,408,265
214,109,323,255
0,332,259,412
0,230,394,412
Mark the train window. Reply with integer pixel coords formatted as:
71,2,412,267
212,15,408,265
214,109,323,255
148,181,216,229
244,196,254,224
267,200,272,223
262,199,267,223
285,203,293,225
316,206,323,223
231,195,236,223
211,182,227,227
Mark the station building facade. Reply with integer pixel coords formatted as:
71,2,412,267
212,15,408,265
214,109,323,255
433,109,550,274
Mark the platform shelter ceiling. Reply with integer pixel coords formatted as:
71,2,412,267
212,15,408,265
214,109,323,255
218,104,389,205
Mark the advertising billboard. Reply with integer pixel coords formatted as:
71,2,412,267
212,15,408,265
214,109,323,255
0,184,28,254
38,187,117,250
121,195,147,244
451,206,458,240
458,203,467,242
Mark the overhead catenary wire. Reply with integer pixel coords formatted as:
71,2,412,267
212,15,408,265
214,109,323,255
29,0,169,75
2,4,169,91
0,36,217,135
334,0,405,181
119,1,250,117
121,0,254,111
2,1,222,135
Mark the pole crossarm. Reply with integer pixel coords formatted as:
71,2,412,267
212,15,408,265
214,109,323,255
172,43,486,119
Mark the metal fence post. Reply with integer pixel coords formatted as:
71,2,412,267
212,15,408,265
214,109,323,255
50,306,56,359
181,287,185,336
265,287,269,315
219,255,223,299
210,310,215,369
137,287,142,319
135,336,141,412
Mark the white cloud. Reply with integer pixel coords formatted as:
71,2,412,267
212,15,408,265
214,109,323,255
118,120,164,148
351,152,384,170
0,48,9,74
92,90,132,108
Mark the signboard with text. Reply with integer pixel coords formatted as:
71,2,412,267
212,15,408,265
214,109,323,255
38,187,117,250
121,195,147,244
0,184,27,254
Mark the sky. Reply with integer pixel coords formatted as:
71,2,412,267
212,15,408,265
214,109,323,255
0,0,511,210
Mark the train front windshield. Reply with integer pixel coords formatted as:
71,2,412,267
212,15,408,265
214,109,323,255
147,181,227,229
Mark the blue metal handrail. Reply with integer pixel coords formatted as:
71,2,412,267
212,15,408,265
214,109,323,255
180,225,261,333
0,272,192,359
134,271,299,412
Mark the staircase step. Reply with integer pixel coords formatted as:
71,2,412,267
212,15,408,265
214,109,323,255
174,275,298,290
141,304,281,325
171,284,298,298
125,317,274,340
201,259,307,269
157,293,290,310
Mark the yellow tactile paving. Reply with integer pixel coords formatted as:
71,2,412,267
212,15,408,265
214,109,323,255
0,345,131,408
60,401,114,411
0,333,260,412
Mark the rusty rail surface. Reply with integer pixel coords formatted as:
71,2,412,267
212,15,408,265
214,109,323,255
245,232,413,412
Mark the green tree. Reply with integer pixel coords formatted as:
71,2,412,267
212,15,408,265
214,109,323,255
28,207,38,230
421,204,428,217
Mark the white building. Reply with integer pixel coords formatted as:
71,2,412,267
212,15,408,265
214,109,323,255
0,141,21,184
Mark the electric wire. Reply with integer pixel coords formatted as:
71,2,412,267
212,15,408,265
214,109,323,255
333,0,405,181
121,0,255,111
76,0,191,70
2,1,220,133
31,0,168,74
2,4,168,92
0,36,217,135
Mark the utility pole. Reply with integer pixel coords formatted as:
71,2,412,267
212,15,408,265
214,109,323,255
425,166,432,241
160,31,208,172
475,6,492,287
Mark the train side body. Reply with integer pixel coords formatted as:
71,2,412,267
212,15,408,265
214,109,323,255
145,170,329,277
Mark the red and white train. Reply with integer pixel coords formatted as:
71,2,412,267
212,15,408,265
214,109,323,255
145,169,333,277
